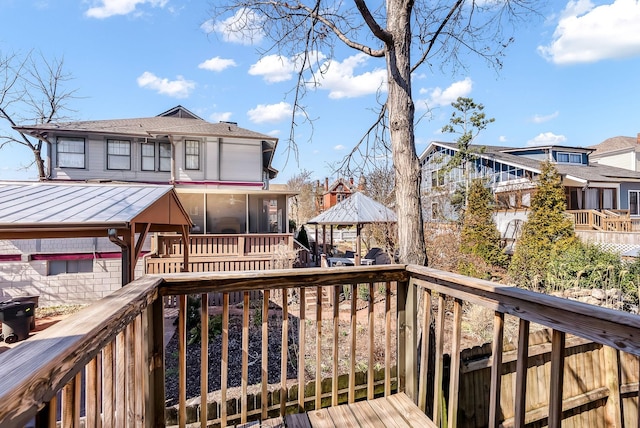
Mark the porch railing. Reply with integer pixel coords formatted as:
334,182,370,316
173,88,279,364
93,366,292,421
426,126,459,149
567,209,635,231
148,233,296,273
1,265,640,427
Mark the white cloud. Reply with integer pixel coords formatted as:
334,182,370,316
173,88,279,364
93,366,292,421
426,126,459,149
334,144,345,150
247,102,292,124
85,0,167,18
526,132,567,146
249,55,296,83
136,72,195,98
209,112,233,122
538,0,640,64
198,57,237,72
499,136,508,143
417,77,473,109
531,111,559,123
317,53,387,99
204,8,265,45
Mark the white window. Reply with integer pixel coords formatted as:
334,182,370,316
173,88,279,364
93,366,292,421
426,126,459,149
431,170,444,187
141,142,156,171
107,140,131,170
48,259,93,275
57,137,85,168
557,152,583,164
185,140,200,170
159,142,171,172
630,190,640,216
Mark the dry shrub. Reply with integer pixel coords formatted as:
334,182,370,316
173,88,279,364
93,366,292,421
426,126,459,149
271,241,299,269
424,222,461,271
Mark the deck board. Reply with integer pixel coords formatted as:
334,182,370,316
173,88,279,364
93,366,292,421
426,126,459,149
326,404,361,427
265,393,434,427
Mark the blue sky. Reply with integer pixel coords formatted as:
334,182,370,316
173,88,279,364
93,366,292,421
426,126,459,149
1,0,640,184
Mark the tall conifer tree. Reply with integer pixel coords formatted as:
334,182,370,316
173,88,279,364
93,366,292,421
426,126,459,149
509,161,576,288
459,178,507,278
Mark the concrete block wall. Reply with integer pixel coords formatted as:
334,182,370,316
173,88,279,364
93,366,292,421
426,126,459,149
0,239,147,306
8,236,153,254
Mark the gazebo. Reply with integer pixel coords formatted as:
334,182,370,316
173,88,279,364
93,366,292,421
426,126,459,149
307,192,397,265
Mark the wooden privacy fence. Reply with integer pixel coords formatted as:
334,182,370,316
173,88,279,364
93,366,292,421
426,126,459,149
2,265,640,427
455,329,639,427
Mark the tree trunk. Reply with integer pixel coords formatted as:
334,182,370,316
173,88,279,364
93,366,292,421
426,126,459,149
34,149,47,181
386,0,427,266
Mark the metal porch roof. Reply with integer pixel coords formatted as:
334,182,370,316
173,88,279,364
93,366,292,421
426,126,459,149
0,181,192,239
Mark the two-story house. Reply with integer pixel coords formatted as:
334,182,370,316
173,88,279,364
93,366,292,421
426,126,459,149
419,142,640,248
589,135,640,174
1,106,295,305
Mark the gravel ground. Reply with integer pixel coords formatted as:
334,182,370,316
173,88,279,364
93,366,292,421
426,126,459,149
164,309,300,406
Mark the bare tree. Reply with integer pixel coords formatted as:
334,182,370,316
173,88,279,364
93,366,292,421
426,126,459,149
0,51,77,180
210,1,536,265
286,168,317,228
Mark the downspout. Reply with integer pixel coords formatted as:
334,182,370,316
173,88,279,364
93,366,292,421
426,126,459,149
169,134,176,184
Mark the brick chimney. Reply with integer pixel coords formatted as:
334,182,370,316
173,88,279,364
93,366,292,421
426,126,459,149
349,177,354,187
325,177,329,191
637,133,640,144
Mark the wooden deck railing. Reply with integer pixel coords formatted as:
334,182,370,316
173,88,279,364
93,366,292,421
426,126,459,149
1,265,640,427
149,233,297,273
567,209,637,232
156,233,293,258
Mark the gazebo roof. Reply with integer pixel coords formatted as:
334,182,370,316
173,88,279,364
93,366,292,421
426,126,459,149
307,192,397,226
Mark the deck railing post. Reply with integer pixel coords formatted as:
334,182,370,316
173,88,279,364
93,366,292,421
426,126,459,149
398,277,418,402
145,297,165,428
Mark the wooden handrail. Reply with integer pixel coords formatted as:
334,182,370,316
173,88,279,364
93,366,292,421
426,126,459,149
2,265,640,427
0,275,162,427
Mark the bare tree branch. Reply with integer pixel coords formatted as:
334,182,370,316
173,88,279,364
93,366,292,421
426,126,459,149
0,51,78,180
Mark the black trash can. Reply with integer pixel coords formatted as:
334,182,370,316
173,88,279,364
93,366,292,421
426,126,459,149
0,301,35,344
10,295,39,330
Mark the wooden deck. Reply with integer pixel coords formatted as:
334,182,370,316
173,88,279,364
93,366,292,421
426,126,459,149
243,393,435,428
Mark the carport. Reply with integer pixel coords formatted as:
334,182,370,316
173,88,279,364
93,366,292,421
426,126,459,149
0,182,192,285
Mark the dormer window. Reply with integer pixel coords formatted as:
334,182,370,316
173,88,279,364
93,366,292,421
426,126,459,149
557,152,583,164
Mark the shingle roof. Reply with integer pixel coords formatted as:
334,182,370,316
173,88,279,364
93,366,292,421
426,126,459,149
431,142,640,183
308,192,397,225
589,136,639,155
15,116,275,141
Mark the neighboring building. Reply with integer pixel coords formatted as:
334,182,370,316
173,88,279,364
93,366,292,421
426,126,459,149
419,142,640,242
15,105,289,235
316,177,356,213
2,106,296,305
589,135,640,172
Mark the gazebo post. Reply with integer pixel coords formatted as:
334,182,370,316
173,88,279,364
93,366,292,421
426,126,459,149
355,224,362,266
330,225,334,255
314,225,319,267
322,225,327,255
